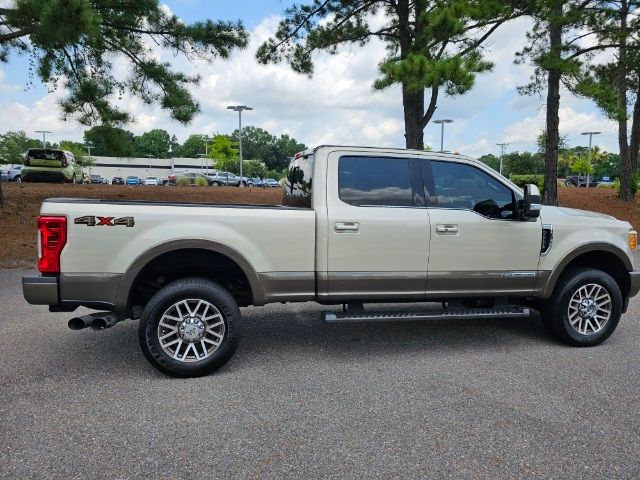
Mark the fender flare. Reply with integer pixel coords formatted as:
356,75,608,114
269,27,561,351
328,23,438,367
541,242,632,298
114,239,265,310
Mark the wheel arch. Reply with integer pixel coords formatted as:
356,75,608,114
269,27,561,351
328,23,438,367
115,239,265,312
542,243,632,299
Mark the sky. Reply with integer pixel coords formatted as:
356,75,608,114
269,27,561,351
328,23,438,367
0,0,623,157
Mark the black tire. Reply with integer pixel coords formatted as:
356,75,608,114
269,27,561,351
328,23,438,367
212,181,221,186
138,278,240,377
540,267,623,347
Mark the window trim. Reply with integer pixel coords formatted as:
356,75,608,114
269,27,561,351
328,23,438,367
337,155,421,209
421,158,520,221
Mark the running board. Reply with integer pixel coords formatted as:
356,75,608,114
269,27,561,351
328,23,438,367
322,306,531,324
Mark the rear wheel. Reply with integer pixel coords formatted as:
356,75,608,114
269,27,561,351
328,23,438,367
138,278,240,377
540,267,622,346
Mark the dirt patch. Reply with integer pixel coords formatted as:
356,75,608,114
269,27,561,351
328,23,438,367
0,183,283,268
1,183,638,268
558,187,640,232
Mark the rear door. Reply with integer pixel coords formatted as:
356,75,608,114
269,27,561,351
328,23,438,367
325,152,430,301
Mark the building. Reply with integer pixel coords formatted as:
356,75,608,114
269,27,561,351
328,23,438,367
88,156,214,181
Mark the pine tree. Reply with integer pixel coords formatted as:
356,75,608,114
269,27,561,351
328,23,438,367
257,0,524,150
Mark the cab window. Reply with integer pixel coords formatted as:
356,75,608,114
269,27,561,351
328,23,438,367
426,160,516,219
339,156,413,207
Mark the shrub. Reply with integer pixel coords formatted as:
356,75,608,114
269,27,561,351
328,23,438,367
194,176,208,187
509,174,544,191
176,176,190,187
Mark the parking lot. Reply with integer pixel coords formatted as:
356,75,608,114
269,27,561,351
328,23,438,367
1,268,640,479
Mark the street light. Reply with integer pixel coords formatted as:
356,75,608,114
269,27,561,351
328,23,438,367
35,130,52,147
433,119,453,152
581,131,601,188
496,142,508,175
227,105,253,186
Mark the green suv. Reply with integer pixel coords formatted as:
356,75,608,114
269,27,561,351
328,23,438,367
21,148,84,183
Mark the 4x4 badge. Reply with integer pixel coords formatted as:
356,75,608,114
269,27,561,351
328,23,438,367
74,216,135,227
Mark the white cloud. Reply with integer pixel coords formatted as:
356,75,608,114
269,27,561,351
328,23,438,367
0,11,625,157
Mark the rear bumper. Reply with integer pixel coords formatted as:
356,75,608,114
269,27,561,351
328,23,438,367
22,276,59,305
22,171,67,182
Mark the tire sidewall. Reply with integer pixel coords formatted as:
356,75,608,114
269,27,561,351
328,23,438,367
139,279,240,377
552,269,622,346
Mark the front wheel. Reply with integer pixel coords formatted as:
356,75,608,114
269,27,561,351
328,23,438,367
138,278,240,377
540,267,623,347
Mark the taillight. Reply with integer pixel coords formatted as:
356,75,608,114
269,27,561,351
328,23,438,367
23,155,30,166
37,216,67,273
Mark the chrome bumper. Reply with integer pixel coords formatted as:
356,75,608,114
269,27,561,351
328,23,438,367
22,276,59,305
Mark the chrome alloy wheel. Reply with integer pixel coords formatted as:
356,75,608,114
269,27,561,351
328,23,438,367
157,299,225,362
567,283,612,335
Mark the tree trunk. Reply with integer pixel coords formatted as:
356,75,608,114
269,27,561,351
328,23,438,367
617,0,632,201
403,87,425,149
543,0,563,206
629,83,640,175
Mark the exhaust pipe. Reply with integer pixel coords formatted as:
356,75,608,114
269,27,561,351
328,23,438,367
68,312,125,331
90,312,124,331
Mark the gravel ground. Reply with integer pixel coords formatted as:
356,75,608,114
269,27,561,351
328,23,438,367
1,268,639,479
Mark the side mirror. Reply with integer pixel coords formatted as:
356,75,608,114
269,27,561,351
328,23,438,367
520,184,541,220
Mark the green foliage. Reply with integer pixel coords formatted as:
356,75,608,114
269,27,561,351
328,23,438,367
502,151,544,176
0,1,248,125
0,131,41,164
84,126,136,157
242,160,267,179
177,134,210,158
208,135,238,162
567,154,593,175
194,176,208,187
477,154,500,172
176,176,190,187
509,174,545,191
230,126,306,171
135,129,171,158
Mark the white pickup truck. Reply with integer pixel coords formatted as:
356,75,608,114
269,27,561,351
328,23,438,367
23,146,640,377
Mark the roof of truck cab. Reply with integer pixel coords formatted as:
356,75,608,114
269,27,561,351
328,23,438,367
307,145,475,162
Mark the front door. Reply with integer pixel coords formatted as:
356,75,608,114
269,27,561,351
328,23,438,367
422,159,542,297
324,153,430,301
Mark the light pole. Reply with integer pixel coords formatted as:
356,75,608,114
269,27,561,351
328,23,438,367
227,105,253,186
581,131,601,188
496,142,508,175
433,119,453,152
35,130,52,147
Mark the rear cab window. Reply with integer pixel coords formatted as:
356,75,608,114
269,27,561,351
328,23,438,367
338,156,413,207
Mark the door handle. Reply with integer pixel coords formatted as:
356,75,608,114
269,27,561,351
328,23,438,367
335,222,359,233
436,224,458,234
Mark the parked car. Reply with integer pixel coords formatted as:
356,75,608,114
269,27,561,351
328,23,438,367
112,176,125,185
247,177,266,188
125,176,142,186
565,175,598,187
0,164,22,182
21,145,640,377
264,178,281,188
89,174,102,184
20,148,83,183
100,176,108,184
145,176,159,186
173,172,210,186
206,171,238,186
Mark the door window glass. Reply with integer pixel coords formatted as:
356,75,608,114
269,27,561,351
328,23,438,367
429,161,516,219
339,156,413,207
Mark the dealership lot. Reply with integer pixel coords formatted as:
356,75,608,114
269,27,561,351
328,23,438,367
1,268,640,479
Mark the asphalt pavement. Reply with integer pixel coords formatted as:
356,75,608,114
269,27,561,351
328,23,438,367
1,268,639,479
